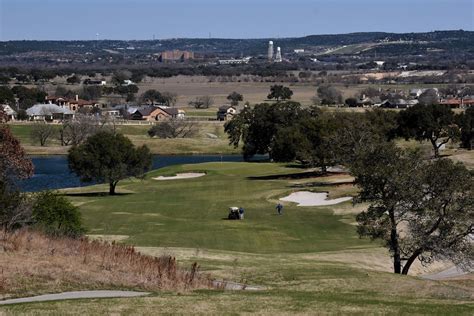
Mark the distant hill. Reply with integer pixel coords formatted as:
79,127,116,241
1,30,473,56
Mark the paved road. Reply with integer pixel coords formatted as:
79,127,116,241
0,282,263,306
0,291,150,306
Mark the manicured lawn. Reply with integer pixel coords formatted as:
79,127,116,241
72,162,369,253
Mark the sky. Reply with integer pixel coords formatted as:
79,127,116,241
0,0,473,40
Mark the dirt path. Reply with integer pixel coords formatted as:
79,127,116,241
0,291,150,306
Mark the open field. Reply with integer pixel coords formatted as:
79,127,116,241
37,75,474,109
8,122,240,155
122,79,474,109
2,161,472,314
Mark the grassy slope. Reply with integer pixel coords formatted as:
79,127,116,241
3,161,472,314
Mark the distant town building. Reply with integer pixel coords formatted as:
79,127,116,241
294,49,305,54
218,57,251,65
83,79,107,85
122,79,134,86
158,50,194,62
374,61,385,68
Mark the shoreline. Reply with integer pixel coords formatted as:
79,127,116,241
27,152,243,157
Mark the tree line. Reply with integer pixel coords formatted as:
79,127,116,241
225,102,473,275
225,102,474,163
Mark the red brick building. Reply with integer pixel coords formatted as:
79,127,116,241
158,50,194,62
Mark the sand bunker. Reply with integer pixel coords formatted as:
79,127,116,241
153,173,205,180
280,191,352,206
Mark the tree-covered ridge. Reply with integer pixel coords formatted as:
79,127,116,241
1,30,473,55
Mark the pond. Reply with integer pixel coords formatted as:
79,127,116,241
19,155,244,192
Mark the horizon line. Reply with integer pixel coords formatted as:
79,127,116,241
1,29,472,42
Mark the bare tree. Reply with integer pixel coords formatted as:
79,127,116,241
148,120,198,138
161,91,178,107
30,122,56,146
189,95,214,109
58,114,114,146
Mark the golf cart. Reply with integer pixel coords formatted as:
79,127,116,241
228,207,241,220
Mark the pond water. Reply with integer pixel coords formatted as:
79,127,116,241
19,155,244,192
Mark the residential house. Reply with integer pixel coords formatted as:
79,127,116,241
356,96,381,107
440,98,474,108
26,104,74,121
68,96,102,112
217,105,237,121
45,95,103,112
0,104,17,121
45,96,69,107
130,106,186,121
409,89,424,99
102,109,121,117
160,107,185,119
380,99,418,109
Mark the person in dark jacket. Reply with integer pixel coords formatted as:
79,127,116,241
239,207,245,219
276,203,283,215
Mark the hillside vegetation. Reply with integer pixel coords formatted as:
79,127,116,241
0,229,212,300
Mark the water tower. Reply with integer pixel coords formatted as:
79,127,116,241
275,47,282,62
268,41,274,61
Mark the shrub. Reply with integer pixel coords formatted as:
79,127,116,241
32,191,85,238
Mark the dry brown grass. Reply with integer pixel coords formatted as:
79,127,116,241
0,229,212,299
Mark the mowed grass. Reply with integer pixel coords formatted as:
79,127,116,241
8,122,240,155
2,162,473,314
71,162,368,253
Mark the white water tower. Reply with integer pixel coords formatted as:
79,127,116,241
268,41,274,61
275,47,282,62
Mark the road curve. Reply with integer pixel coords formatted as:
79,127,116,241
0,290,150,306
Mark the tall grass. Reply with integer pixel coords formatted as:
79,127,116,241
0,229,212,296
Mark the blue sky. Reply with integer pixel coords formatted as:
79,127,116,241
0,0,473,40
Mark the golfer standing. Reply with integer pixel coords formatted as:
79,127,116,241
276,203,283,215
239,207,245,220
